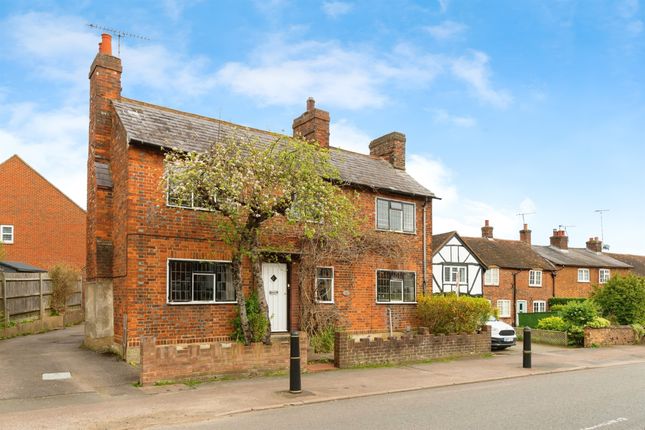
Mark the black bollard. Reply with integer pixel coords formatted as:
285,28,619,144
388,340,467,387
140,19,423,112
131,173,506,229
523,327,532,369
289,331,302,393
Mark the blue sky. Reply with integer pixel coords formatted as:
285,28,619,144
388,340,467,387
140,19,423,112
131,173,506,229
1,0,643,253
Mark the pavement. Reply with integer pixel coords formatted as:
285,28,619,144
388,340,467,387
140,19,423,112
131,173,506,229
1,325,645,430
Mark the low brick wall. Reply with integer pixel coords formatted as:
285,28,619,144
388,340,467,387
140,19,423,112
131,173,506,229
517,328,568,346
334,327,491,368
1,310,84,340
140,334,307,385
584,326,636,347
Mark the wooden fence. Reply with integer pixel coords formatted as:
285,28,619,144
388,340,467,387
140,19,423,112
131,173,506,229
0,272,82,326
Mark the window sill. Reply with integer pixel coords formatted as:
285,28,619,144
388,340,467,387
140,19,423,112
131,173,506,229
375,228,417,235
167,301,237,305
316,300,334,304
577,281,590,283
376,301,417,305
166,203,214,212
528,285,542,288
484,284,499,287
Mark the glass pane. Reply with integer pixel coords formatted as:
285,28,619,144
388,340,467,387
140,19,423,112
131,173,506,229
389,208,402,231
390,280,403,302
317,267,333,279
444,266,451,282
215,264,235,301
377,200,389,229
169,260,192,302
376,271,390,302
194,274,214,301
403,204,414,232
317,279,332,301
459,267,467,283
403,272,415,302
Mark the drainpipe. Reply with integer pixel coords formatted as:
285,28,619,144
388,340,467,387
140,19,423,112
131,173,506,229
512,271,520,327
422,198,428,295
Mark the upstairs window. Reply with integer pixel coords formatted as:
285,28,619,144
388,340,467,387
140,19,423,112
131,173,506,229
315,267,334,303
167,178,212,210
0,225,14,244
167,259,235,303
529,270,542,287
599,269,611,284
444,266,467,285
577,268,590,283
376,198,415,233
376,270,416,303
484,268,499,286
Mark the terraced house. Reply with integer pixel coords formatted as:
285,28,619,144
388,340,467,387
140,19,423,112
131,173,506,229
84,34,436,361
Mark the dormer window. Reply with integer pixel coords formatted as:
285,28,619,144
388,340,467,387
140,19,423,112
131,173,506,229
376,198,415,233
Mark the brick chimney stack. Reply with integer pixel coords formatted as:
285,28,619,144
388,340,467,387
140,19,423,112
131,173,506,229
369,132,406,170
519,223,532,245
586,237,603,253
292,97,330,149
550,228,569,250
87,33,122,281
481,220,494,239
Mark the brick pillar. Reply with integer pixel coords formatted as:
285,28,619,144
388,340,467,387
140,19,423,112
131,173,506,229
519,224,532,245
292,97,330,148
481,220,493,239
140,336,157,386
550,228,568,250
586,237,602,252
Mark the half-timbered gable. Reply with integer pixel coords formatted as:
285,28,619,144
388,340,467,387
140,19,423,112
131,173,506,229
432,231,485,296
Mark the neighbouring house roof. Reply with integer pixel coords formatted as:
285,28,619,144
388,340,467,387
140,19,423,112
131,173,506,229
0,261,47,273
112,98,435,199
462,237,556,271
532,246,632,269
432,231,488,268
605,253,645,276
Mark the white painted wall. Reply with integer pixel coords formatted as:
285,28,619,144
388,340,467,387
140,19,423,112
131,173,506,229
432,236,483,296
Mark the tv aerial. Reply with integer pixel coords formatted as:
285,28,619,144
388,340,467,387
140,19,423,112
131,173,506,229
87,24,150,56
516,211,535,225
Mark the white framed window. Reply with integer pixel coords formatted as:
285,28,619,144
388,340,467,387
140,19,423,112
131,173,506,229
599,269,611,284
376,198,415,233
376,270,416,303
0,225,14,244
444,266,467,285
497,300,511,318
529,270,542,287
484,268,499,286
165,165,214,211
577,268,590,283
167,259,235,304
315,267,334,303
533,300,547,313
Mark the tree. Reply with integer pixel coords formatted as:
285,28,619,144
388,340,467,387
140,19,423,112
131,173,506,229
164,133,359,345
592,275,645,325
0,242,5,261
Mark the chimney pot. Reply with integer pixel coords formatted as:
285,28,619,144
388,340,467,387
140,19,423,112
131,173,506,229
292,97,330,149
520,223,532,245
550,228,569,249
485,220,490,227
307,97,315,112
481,220,494,239
586,237,603,253
99,33,112,56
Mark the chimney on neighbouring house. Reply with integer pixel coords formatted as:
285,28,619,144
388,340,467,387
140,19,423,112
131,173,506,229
519,223,532,245
586,236,603,253
292,97,330,148
550,228,569,250
481,220,494,239
369,132,406,170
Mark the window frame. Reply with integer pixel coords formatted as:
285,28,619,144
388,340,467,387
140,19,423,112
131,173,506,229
497,300,511,318
577,268,590,283
165,167,215,212
0,225,14,244
529,270,542,287
375,269,417,304
375,197,416,234
484,267,499,286
443,265,468,287
166,258,236,305
599,268,611,284
533,300,547,313
315,266,335,304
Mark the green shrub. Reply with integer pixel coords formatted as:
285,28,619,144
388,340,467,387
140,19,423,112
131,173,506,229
417,294,492,334
548,297,586,307
231,291,269,343
518,312,555,328
310,325,335,353
50,265,80,314
631,323,645,343
549,304,565,313
566,325,585,346
560,300,598,327
587,317,611,328
537,316,567,331
591,275,645,325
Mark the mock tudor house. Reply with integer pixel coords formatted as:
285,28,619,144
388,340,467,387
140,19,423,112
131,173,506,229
0,155,86,271
431,231,485,296
533,229,632,297
462,221,556,325
84,34,436,360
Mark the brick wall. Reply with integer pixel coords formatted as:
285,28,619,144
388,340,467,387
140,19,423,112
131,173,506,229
554,267,632,298
334,327,491,368
517,328,568,346
584,326,636,347
139,334,307,385
0,155,86,271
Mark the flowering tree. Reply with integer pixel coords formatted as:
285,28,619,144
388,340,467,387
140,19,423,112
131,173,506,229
164,133,358,345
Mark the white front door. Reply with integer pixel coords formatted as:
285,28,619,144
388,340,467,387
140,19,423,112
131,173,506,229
262,263,288,332
516,300,527,326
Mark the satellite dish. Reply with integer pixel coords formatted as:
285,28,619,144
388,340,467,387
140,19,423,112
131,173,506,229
602,244,610,251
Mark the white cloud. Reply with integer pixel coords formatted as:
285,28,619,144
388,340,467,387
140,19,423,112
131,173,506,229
329,119,371,153
451,51,512,108
438,0,449,13
433,109,476,128
322,1,353,18
407,154,458,205
425,21,467,40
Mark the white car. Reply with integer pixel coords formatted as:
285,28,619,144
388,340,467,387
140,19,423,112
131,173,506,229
485,316,517,350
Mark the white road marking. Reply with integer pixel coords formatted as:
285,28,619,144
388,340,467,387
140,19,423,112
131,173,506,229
580,417,628,430
42,372,72,381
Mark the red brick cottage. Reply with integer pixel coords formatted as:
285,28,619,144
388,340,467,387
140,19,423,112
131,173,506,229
0,155,86,271
84,35,436,360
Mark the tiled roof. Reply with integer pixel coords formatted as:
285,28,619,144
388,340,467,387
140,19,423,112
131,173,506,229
532,246,632,269
462,237,556,271
112,98,435,198
432,231,457,255
606,253,645,276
